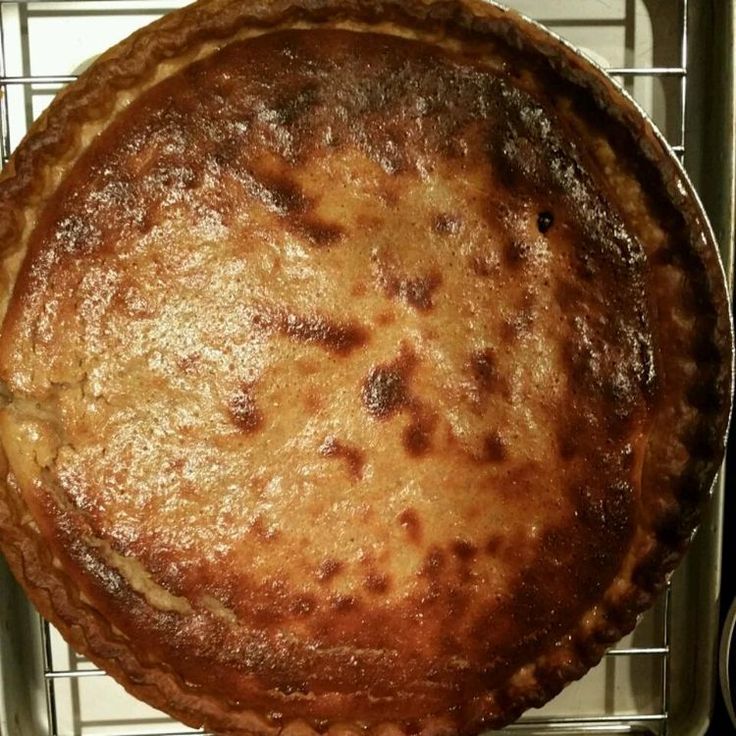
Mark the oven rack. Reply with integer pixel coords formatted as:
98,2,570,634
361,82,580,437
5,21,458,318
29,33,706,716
0,0,689,166
35,582,673,736
0,0,723,734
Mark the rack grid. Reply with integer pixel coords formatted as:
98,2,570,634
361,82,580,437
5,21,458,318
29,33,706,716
0,0,698,734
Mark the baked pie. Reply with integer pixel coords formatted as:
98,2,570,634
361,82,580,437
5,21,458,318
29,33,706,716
0,0,731,733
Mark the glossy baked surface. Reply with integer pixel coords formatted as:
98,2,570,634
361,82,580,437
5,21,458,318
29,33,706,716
0,3,731,734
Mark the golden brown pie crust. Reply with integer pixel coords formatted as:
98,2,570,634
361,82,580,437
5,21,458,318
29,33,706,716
0,1,732,734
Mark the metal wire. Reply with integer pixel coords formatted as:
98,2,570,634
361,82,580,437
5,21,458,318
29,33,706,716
607,67,686,76
661,581,674,736
3,0,690,733
41,619,60,736
0,74,76,84
0,2,11,165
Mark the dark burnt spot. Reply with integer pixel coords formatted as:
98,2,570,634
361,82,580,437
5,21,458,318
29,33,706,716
362,348,416,418
503,239,532,267
421,547,445,577
470,348,496,389
362,365,406,418
289,594,317,617
484,535,502,556
401,272,442,311
482,432,507,462
397,508,422,544
364,572,390,594
258,173,307,215
319,435,365,480
362,346,436,456
451,539,478,561
433,213,462,236
331,594,359,612
227,384,263,433
373,252,442,312
272,84,320,127
537,211,554,234
575,482,633,540
316,558,343,583
402,414,435,456
470,349,506,396
250,169,345,247
299,216,344,247
278,311,368,355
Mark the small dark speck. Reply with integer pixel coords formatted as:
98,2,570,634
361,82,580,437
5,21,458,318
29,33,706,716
364,572,390,594
227,384,263,433
300,218,344,247
319,435,365,480
281,312,368,356
401,273,442,311
403,419,434,456
471,349,498,391
485,535,502,556
451,539,477,561
362,366,407,418
504,239,531,266
331,594,358,612
483,432,507,462
316,558,343,583
421,547,445,577
537,211,554,234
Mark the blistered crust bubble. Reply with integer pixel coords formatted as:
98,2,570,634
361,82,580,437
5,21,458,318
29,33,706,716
0,15,728,736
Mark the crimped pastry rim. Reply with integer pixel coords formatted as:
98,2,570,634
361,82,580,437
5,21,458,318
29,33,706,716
0,1,731,734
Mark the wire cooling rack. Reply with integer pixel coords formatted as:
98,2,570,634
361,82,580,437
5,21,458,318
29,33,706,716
0,1,710,734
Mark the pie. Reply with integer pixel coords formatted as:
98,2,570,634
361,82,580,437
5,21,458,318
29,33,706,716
0,0,731,733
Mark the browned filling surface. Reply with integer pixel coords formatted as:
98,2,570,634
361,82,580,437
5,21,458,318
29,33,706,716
0,28,664,718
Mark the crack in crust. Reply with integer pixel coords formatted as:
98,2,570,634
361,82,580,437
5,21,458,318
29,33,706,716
0,0,732,734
